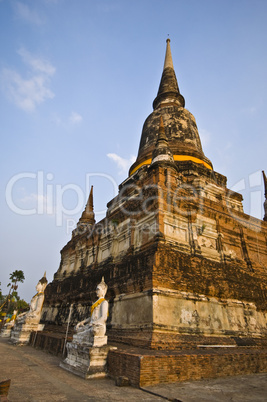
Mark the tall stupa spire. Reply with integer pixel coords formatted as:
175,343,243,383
79,186,95,225
163,38,174,69
129,39,212,177
153,38,185,110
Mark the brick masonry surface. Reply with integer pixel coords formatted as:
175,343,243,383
107,347,267,387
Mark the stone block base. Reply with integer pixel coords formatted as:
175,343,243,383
10,324,45,345
60,342,116,379
0,326,13,338
107,345,267,387
72,334,107,348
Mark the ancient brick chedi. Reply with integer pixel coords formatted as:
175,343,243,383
39,40,267,362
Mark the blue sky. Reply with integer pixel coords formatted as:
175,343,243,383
1,0,267,302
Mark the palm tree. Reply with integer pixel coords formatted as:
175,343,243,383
1,270,26,313
8,270,25,294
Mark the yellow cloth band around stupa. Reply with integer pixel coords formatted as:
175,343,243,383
173,155,212,170
130,155,212,175
130,159,152,175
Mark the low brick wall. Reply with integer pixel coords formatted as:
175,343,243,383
29,331,70,357
108,347,267,387
107,350,141,387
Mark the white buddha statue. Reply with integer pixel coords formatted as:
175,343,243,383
10,273,48,344
61,277,114,377
16,272,48,325
73,277,108,346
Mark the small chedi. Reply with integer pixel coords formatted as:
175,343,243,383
0,310,17,338
60,277,114,378
10,273,48,345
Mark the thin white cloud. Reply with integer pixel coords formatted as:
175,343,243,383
107,153,136,175
69,112,83,124
1,49,55,112
2,68,54,112
50,112,83,126
18,48,55,76
20,192,55,215
13,1,44,25
21,192,44,204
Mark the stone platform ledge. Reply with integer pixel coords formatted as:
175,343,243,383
60,359,108,380
0,328,12,338
9,324,45,346
107,344,267,387
60,345,117,380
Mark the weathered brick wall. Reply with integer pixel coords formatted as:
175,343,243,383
139,349,267,387
41,243,156,327
108,328,153,349
153,242,267,311
107,350,141,387
108,348,267,387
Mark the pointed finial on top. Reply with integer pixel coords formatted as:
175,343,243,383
263,171,267,221
163,37,174,70
79,185,95,225
263,171,267,197
152,39,185,110
88,185,94,211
